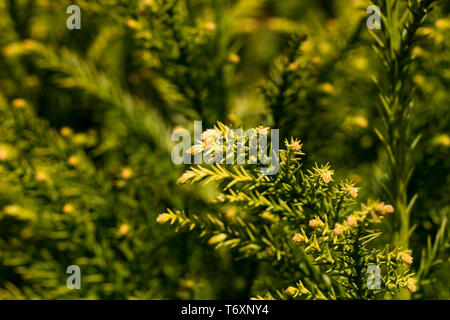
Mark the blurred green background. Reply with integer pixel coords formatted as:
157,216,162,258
0,0,448,299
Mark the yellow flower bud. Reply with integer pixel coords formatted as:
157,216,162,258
62,204,75,214
225,208,237,219
205,22,216,31
312,56,322,64
68,156,79,166
288,63,298,71
319,83,334,94
406,278,417,293
290,141,302,151
60,126,73,137
12,98,27,108
353,116,369,128
334,223,344,235
321,171,333,184
309,217,323,228
383,204,394,214
347,186,358,198
375,202,385,213
0,148,9,161
432,134,450,147
185,279,195,288
127,19,139,29
228,53,240,64
347,216,356,227
292,233,303,243
119,224,130,235
36,171,48,182
156,213,170,224
121,167,133,179
400,253,413,265
285,286,296,296
435,19,450,30
4,205,20,214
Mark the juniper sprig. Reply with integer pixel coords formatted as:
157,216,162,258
160,122,415,299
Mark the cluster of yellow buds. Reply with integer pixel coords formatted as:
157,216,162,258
309,216,324,229
346,215,357,227
370,201,394,219
255,125,270,136
285,138,303,152
333,223,344,235
292,233,304,243
398,251,413,265
320,167,334,184
346,186,359,198
292,228,309,244
321,171,333,184
406,278,417,293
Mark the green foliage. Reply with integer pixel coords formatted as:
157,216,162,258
161,123,416,299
